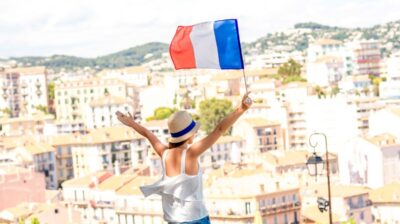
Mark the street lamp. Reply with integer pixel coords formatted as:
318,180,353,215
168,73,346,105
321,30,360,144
306,133,333,224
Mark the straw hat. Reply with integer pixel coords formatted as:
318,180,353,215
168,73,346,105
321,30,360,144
168,111,200,143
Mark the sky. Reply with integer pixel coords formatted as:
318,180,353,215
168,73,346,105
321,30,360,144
0,0,399,58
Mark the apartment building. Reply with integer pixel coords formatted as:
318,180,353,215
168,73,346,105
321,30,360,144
98,66,149,87
346,40,382,77
87,95,134,129
346,97,385,135
0,113,55,136
54,78,128,122
369,108,400,139
302,184,373,224
339,133,400,188
307,56,345,86
380,51,400,99
233,118,283,153
0,66,48,117
201,135,245,168
369,182,400,224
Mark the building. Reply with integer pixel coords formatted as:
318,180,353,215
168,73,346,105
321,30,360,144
201,135,245,168
380,51,400,99
0,166,46,211
62,171,112,222
346,40,382,76
307,56,345,86
346,97,385,135
22,142,58,189
339,134,400,188
302,184,373,224
87,95,134,129
0,113,55,136
0,66,48,117
233,118,284,153
368,182,400,224
98,66,149,87
204,166,302,224
369,108,400,139
304,96,359,154
54,78,128,122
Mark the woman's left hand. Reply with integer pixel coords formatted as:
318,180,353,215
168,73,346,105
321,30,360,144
116,111,134,127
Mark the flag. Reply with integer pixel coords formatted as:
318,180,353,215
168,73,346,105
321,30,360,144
169,19,244,70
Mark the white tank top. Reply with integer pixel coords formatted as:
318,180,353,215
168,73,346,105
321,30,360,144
140,148,209,222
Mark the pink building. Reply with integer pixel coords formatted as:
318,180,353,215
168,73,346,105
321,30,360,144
0,166,46,210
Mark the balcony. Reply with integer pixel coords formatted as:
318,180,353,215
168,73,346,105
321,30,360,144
93,200,115,208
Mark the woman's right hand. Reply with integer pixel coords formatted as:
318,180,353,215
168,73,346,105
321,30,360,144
116,111,134,127
241,92,252,111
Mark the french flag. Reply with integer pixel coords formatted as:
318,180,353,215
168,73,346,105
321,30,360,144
169,19,244,70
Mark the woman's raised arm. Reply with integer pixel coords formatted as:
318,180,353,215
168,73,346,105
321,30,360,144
116,111,168,157
189,92,252,157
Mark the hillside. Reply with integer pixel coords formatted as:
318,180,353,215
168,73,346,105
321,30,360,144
9,42,168,72
247,21,400,55
6,20,400,71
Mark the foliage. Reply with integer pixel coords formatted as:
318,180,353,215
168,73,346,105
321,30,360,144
47,82,55,101
146,107,177,121
369,74,383,96
330,86,340,97
1,108,11,116
11,42,168,71
314,86,326,99
35,105,49,114
31,217,40,224
341,218,356,224
282,76,307,85
198,98,233,134
278,59,302,79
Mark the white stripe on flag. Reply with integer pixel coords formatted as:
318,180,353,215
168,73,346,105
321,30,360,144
190,22,221,69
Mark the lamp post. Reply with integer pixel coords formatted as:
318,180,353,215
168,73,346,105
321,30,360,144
306,133,333,224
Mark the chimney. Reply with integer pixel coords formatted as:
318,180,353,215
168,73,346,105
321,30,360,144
114,160,120,176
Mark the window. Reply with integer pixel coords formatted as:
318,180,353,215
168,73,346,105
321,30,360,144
57,147,62,155
282,196,286,203
274,215,278,224
284,213,288,224
245,202,251,214
360,211,364,220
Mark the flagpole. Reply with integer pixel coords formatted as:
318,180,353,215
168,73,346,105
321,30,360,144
234,19,249,94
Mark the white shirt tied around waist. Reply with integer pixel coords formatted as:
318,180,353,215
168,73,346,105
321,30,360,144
140,148,209,222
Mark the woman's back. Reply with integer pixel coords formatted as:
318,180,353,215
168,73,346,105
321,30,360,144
140,147,209,222
164,147,199,178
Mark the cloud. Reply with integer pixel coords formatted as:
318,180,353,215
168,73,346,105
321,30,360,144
0,0,399,57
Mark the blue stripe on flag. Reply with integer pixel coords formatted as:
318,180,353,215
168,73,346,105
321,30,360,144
213,19,244,69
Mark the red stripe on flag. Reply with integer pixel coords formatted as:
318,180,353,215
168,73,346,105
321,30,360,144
169,26,196,69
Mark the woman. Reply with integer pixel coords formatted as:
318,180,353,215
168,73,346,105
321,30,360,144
116,92,252,224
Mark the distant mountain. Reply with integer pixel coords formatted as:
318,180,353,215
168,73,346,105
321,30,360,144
10,42,169,72
7,20,400,71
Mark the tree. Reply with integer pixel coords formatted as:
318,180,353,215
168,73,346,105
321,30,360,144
31,217,40,224
146,107,177,121
199,98,233,134
35,105,48,114
361,86,370,96
278,59,302,79
47,82,55,101
330,86,340,98
314,86,326,99
1,108,11,116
